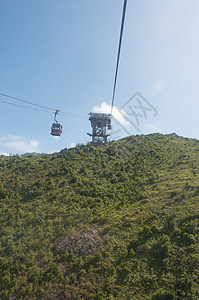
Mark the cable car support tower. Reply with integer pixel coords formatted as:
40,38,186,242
87,113,112,144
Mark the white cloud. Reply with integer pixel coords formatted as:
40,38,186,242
53,136,60,142
0,152,10,156
70,142,75,148
146,123,162,131
92,101,111,114
150,79,167,97
92,102,130,128
0,135,40,153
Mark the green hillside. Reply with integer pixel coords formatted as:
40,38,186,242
0,133,199,299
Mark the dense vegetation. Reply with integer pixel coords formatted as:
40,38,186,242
0,133,199,299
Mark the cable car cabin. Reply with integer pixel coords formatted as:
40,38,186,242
51,123,62,136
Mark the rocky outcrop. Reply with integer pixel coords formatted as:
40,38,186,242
55,227,102,258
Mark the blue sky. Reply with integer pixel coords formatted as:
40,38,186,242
1,0,199,154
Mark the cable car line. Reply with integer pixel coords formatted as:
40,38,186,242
111,0,128,114
0,92,55,112
0,99,54,114
59,111,86,119
0,92,86,119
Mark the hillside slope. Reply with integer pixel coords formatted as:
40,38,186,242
0,133,199,299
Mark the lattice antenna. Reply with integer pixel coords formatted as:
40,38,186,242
87,113,112,144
